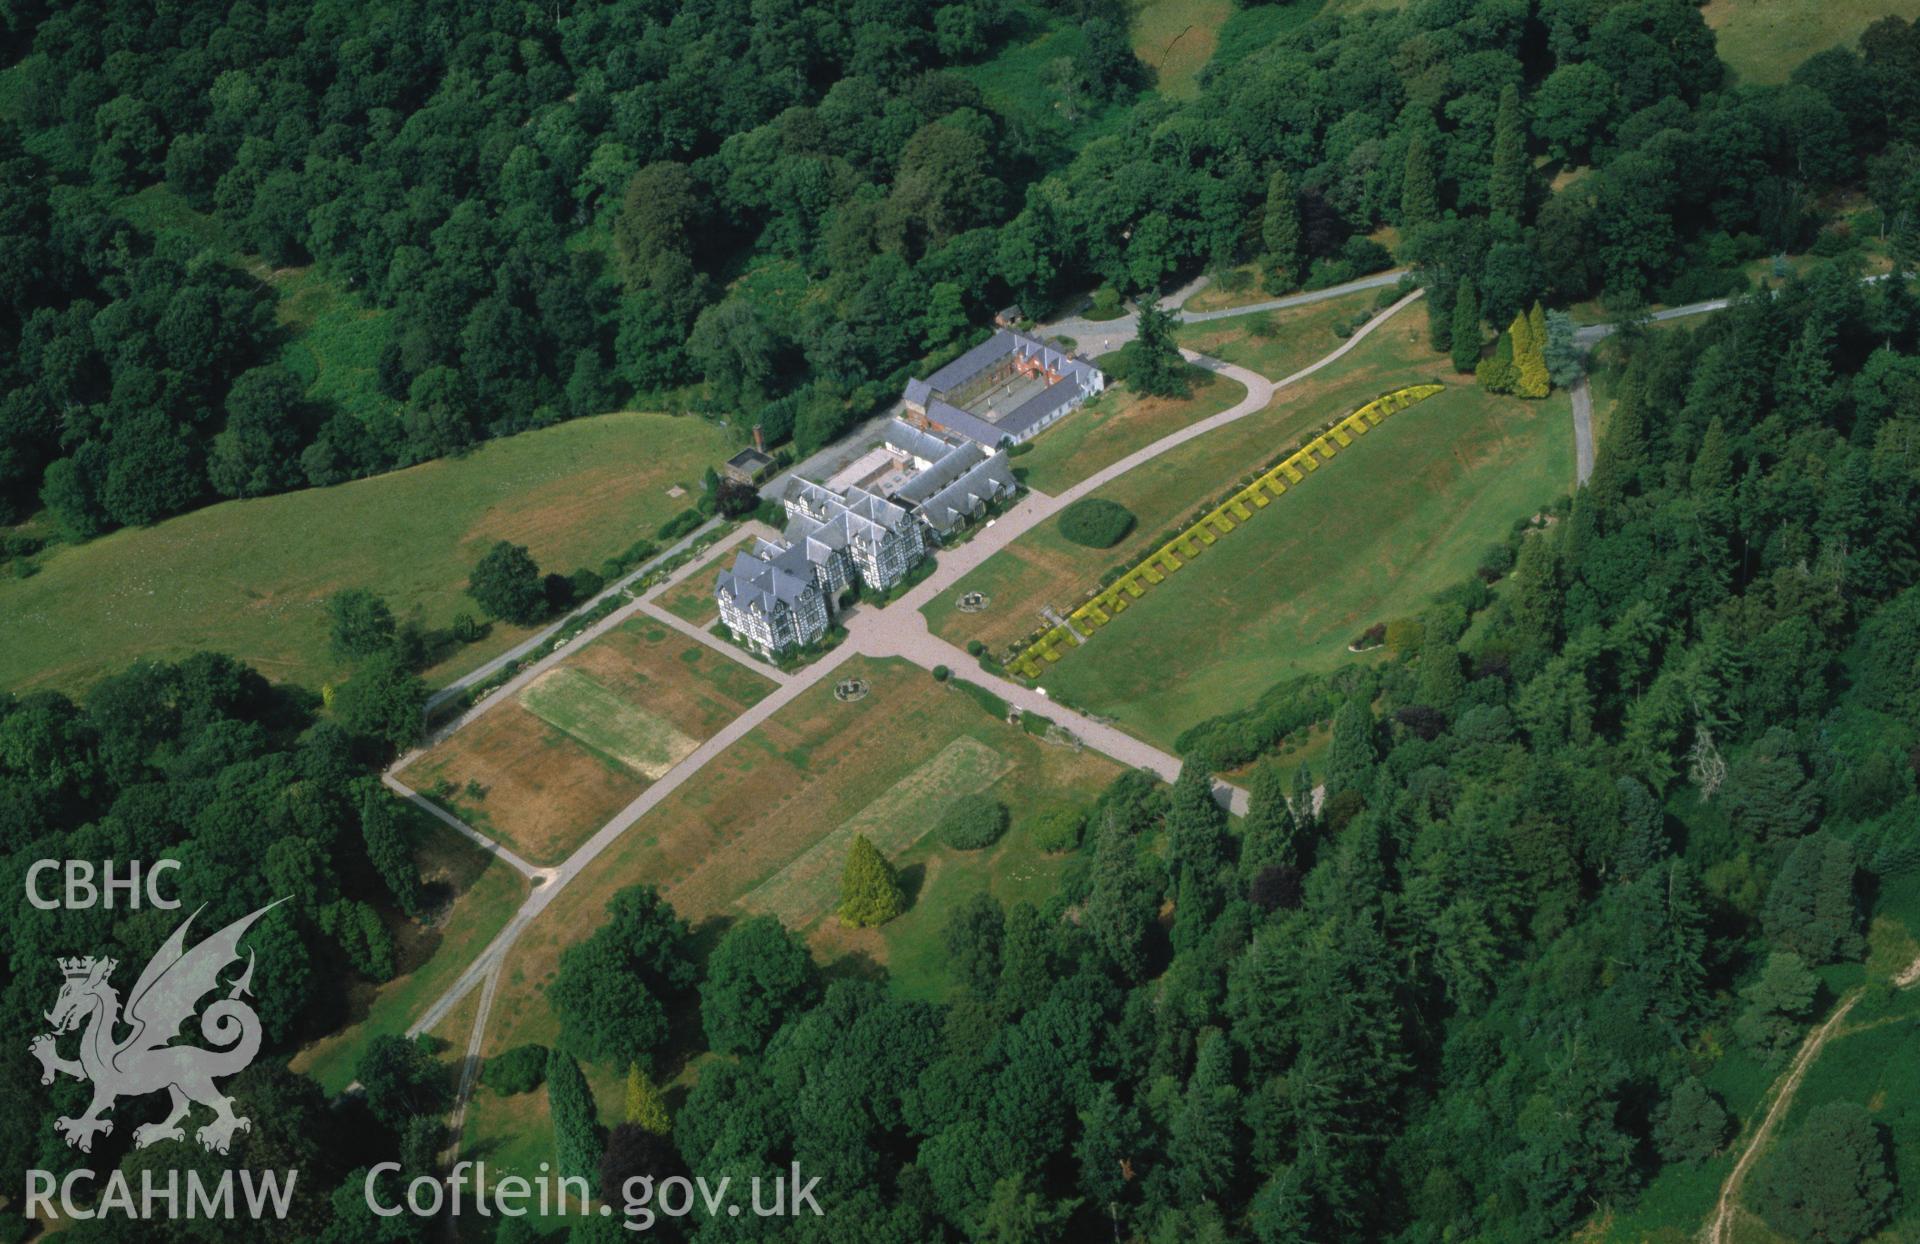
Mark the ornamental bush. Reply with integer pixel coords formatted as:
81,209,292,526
939,795,1011,850
1029,807,1085,854
1059,498,1136,548
482,1044,549,1096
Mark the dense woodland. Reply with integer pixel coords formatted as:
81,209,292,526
4,0,1920,1241
505,274,1919,1244
4,0,1919,536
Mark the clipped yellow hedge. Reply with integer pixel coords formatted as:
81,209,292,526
1005,384,1444,679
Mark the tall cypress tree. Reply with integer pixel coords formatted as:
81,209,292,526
838,834,905,926
1417,631,1466,712
1169,759,1230,877
547,1048,604,1182
1450,281,1482,373
1511,311,1551,397
1490,84,1527,222
1262,167,1302,287
1239,762,1298,883
1086,817,1155,979
623,1061,671,1134
1326,698,1377,799
1170,1032,1242,1203
1401,134,1440,228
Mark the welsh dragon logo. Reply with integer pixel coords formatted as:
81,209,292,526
30,901,282,1155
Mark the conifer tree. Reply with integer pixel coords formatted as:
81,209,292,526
1511,310,1551,398
1170,1032,1241,1203
624,1061,671,1135
997,901,1057,1018
1239,762,1298,884
1401,135,1439,228
1476,325,1516,393
1326,698,1377,799
1131,304,1189,398
1761,833,1863,964
547,1048,604,1182
1262,167,1302,288
1450,281,1482,373
838,834,905,927
1417,631,1466,713
1490,84,1527,222
1168,759,1230,879
1542,308,1583,386
1085,817,1155,979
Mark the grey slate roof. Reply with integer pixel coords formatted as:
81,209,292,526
903,330,1104,447
912,455,1019,535
883,419,957,465
715,541,815,616
922,397,1009,448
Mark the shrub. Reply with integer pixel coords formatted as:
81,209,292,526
1059,498,1136,548
839,835,905,926
657,508,704,540
966,639,986,656
939,795,1010,850
932,664,951,682
482,1044,549,1096
1029,807,1085,854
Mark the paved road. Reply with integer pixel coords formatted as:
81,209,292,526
1569,376,1596,486
1047,268,1408,356
401,286,1428,1067
422,418,899,714
381,773,548,881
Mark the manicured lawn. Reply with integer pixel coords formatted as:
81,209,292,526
929,303,1578,748
1015,365,1247,494
1133,0,1234,99
483,657,1116,1050
1036,380,1571,746
400,617,775,864
926,303,1451,656
1704,0,1920,84
0,412,733,696
865,803,1086,1003
456,657,1116,1174
291,806,529,1095
1176,286,1384,379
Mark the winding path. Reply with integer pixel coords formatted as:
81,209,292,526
1047,268,1408,357
404,260,1815,1155
400,287,1431,1146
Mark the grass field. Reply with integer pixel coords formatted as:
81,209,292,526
0,412,732,697
1133,0,1234,99
481,658,1116,1050
1704,0,1920,84
1016,365,1247,494
739,735,1015,929
928,304,1576,747
400,617,776,864
291,807,529,1095
1175,287,1384,378
524,667,700,779
1035,379,1569,746
926,303,1448,654
450,656,1118,1174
